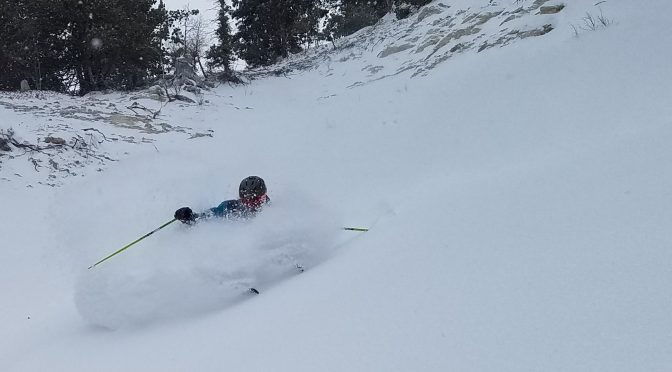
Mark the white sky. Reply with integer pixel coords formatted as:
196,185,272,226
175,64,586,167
163,0,220,14
162,0,220,33
162,0,247,69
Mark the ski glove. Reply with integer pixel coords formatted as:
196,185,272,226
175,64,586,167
174,207,195,223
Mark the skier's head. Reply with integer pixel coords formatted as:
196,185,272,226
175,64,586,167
239,176,267,209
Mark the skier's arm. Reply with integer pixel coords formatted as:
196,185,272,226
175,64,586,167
175,199,259,223
208,200,237,218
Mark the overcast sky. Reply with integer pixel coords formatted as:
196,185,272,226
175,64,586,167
163,0,219,14
161,0,247,68
162,0,220,46
163,0,220,28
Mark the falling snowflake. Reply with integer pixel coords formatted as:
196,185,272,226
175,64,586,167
91,38,103,49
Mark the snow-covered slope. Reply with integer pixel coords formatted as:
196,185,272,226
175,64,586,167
257,0,564,84
2,1,672,371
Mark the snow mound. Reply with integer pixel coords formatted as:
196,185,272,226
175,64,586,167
75,194,342,330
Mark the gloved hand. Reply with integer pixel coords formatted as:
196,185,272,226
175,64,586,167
174,207,195,223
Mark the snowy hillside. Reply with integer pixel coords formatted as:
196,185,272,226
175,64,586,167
2,0,672,371
255,0,564,84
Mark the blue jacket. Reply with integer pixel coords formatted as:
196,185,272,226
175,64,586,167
196,197,270,221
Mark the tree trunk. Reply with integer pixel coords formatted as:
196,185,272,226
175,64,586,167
76,67,88,95
197,57,208,79
87,65,96,89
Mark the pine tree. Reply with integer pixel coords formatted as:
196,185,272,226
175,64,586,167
231,0,326,67
62,0,167,94
324,0,431,38
0,0,68,91
325,0,390,38
207,0,235,74
0,0,195,93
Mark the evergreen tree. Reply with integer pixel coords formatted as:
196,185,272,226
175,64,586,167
1,0,169,93
206,0,235,74
324,0,430,38
231,0,326,67
326,0,390,38
0,0,68,91
62,0,167,94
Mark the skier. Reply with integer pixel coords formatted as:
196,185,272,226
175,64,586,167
174,176,270,224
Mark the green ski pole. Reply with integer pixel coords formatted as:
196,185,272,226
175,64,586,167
343,227,369,232
88,218,177,269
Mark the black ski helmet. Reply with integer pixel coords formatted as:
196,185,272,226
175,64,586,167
239,176,267,199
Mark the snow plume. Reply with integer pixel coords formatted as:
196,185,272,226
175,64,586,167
74,192,341,330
